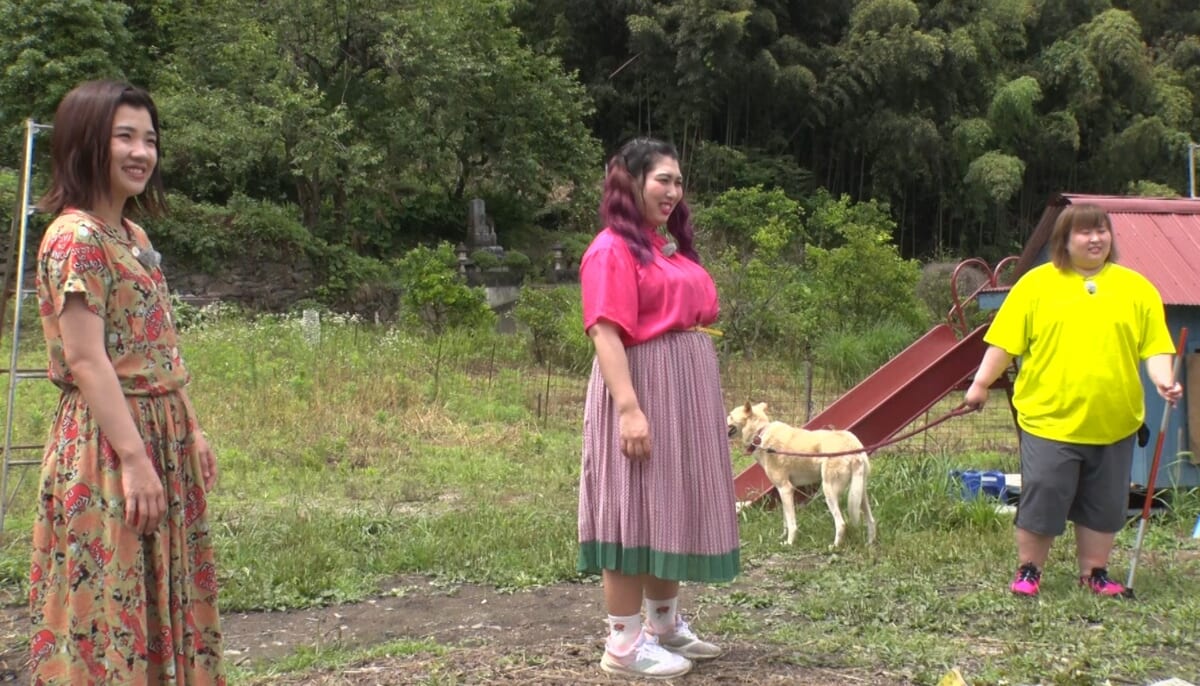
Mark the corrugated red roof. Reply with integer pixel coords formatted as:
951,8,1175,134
1014,194,1200,306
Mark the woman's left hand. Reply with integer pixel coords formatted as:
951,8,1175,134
1156,381,1183,405
196,432,219,492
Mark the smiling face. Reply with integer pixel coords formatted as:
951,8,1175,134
1066,222,1111,275
108,104,157,205
637,156,683,228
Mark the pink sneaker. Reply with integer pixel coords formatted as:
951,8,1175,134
1010,562,1041,596
1079,567,1126,596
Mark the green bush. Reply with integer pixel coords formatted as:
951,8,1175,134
311,243,396,310
0,167,17,233
805,190,929,333
471,249,502,271
502,249,532,275
154,193,315,272
695,186,810,359
512,284,592,373
149,194,235,272
555,232,594,265
915,261,960,325
1126,179,1180,197
396,243,495,334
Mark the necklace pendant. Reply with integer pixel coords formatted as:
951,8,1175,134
657,226,677,257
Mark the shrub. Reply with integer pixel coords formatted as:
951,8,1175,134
396,243,495,334
312,243,394,308
804,190,929,333
512,285,592,373
915,261,960,325
470,249,502,271
694,186,810,359
0,167,17,234
502,250,532,275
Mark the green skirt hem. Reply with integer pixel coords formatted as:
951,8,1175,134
577,541,740,583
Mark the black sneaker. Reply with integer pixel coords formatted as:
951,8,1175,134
1079,567,1126,597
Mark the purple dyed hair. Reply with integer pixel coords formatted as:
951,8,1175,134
599,137,698,265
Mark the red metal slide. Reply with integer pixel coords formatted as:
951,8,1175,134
733,322,991,503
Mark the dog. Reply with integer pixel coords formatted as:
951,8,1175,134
727,401,876,547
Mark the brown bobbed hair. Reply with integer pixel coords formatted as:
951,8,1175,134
38,80,167,219
599,137,697,265
1048,203,1118,270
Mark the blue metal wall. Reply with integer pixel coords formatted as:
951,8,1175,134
1136,309,1198,488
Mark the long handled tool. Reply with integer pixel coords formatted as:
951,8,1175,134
1123,327,1189,599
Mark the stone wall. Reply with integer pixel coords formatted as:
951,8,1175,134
1,246,321,311
161,253,319,310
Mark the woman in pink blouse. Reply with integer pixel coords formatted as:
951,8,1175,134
577,138,740,679
29,80,223,684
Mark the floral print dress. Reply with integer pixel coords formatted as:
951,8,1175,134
30,209,224,685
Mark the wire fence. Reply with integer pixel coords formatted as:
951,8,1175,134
523,350,1018,457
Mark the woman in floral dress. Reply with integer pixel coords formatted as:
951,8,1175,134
29,80,224,684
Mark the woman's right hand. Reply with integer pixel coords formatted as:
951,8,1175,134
964,380,990,410
122,453,166,535
619,407,652,461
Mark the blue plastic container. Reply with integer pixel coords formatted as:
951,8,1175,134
952,470,1007,502
956,470,982,499
979,471,1007,502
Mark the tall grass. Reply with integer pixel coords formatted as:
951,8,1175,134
812,318,919,388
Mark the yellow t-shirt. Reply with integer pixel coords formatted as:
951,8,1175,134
985,262,1175,444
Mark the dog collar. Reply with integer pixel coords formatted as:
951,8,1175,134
746,428,766,454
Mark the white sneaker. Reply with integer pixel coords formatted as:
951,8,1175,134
601,632,693,679
656,616,722,660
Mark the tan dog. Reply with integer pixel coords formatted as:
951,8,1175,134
727,402,876,547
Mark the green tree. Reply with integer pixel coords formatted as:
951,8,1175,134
139,0,602,257
803,190,926,334
377,1,601,204
395,243,495,335
512,285,592,372
0,0,140,155
695,186,811,358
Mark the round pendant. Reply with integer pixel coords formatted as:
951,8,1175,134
661,241,677,257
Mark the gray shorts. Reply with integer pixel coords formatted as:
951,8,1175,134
1016,431,1135,535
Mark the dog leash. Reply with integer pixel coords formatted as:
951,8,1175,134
745,402,979,458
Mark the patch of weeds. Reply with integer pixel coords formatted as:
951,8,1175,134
726,590,775,609
712,609,757,635
235,638,444,680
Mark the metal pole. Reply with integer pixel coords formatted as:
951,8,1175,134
1189,143,1197,199
1123,327,1188,598
1,119,41,533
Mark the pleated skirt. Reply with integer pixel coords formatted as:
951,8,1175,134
577,331,740,582
29,389,224,685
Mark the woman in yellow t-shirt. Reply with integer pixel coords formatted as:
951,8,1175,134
965,204,1181,598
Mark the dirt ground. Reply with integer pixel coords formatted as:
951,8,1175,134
0,562,908,685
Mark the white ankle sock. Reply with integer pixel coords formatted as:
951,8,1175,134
606,613,642,655
644,596,678,635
